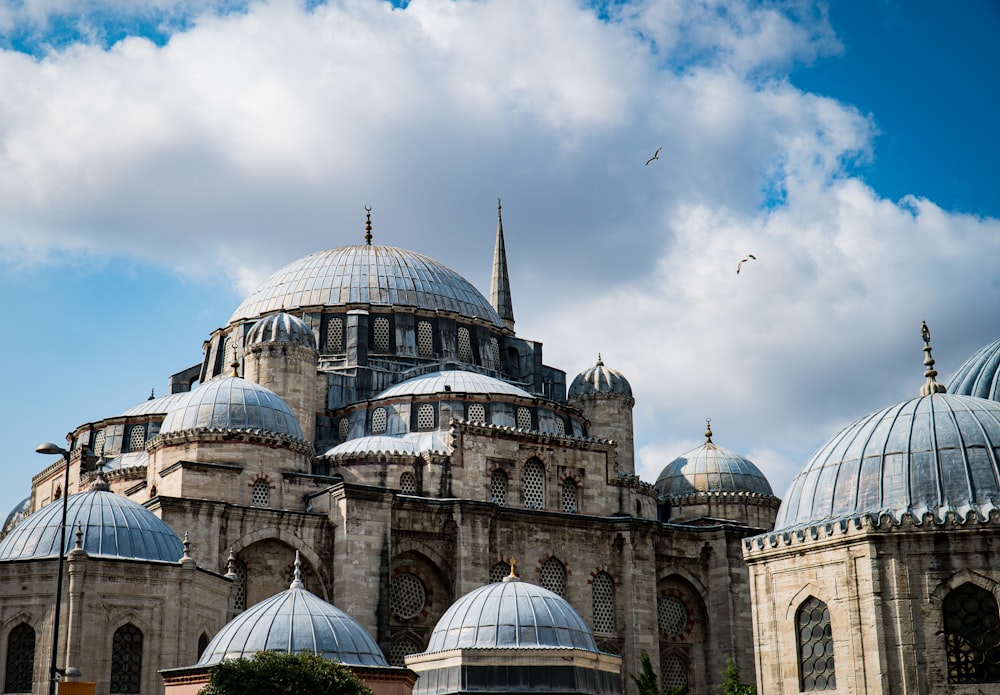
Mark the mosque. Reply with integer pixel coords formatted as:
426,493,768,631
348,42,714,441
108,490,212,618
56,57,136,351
0,202,998,695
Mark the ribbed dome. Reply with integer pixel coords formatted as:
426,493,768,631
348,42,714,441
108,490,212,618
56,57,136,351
0,489,184,562
655,439,773,498
425,576,598,653
946,336,1000,402
159,377,303,440
197,575,387,667
775,393,1000,531
229,245,504,328
247,312,317,350
375,371,531,400
568,357,632,399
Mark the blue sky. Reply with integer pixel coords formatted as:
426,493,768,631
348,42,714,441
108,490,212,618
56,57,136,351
0,0,998,521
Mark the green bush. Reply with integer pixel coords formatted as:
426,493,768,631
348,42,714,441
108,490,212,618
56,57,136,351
719,658,756,695
199,651,374,695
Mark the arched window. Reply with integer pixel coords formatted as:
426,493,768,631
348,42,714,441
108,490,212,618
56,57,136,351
251,479,269,507
490,469,508,506
592,572,615,634
562,479,579,513
489,561,511,583
127,425,146,452
372,408,388,434
540,557,566,597
325,317,344,353
110,623,143,694
468,403,486,424
944,582,1000,683
232,558,247,612
523,460,544,510
338,417,349,441
388,635,423,668
92,430,106,456
658,595,690,638
516,407,532,431
416,404,435,430
4,622,35,693
417,321,434,357
400,471,416,494
390,573,427,621
555,417,566,436
457,327,473,362
372,316,391,352
197,633,210,660
661,651,689,692
796,596,836,691
490,338,501,370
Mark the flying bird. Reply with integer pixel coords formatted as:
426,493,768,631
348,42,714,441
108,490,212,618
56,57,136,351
645,147,662,166
736,254,756,275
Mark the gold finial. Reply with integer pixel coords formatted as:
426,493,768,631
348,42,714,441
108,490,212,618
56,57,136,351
919,320,947,396
705,418,713,444
230,360,240,378
503,556,519,582
364,205,373,245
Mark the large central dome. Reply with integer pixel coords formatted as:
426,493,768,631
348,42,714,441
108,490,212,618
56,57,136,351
230,245,504,327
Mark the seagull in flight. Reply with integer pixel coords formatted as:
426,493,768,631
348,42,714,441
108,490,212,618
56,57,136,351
645,147,662,166
736,254,756,275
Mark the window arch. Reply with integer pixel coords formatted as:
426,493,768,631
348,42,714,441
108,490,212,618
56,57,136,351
523,459,544,510
388,635,423,668
325,316,344,353
468,403,486,424
110,623,143,693
372,408,388,434
796,596,836,691
390,573,427,620
416,404,435,430
489,337,501,370
562,479,579,513
127,425,146,452
399,471,416,494
457,327,473,362
417,321,434,357
944,582,1000,683
4,622,35,693
232,557,248,612
251,479,270,507
660,650,689,692
197,633,210,660
372,316,391,352
592,572,615,634
516,407,532,431
338,417,349,441
490,469,508,506
540,557,566,597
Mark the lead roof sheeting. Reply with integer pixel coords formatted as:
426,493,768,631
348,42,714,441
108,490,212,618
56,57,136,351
375,371,531,399
946,337,1000,401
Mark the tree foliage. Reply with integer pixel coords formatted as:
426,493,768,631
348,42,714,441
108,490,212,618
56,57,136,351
719,658,756,695
629,650,659,695
199,651,374,695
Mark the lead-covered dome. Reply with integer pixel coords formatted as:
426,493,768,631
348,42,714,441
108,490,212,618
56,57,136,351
568,356,632,399
946,336,1000,402
375,370,531,400
425,575,599,653
159,377,303,440
247,312,317,350
0,488,184,562
655,425,773,498
229,245,505,328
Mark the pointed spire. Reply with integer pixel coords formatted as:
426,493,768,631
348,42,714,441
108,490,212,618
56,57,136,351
183,532,192,560
364,205,373,246
490,198,515,331
290,551,305,589
74,522,83,550
225,548,238,580
705,418,713,444
596,353,604,367
89,466,110,492
502,556,519,583
919,320,947,396
148,388,155,401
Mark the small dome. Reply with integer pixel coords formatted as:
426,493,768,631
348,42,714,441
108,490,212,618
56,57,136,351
159,377,303,440
946,336,1000,401
568,356,632,399
324,432,452,458
0,489,184,562
197,563,387,667
654,425,773,498
375,371,531,400
775,393,1000,531
247,312,317,350
119,391,190,417
424,575,598,653
1,497,31,538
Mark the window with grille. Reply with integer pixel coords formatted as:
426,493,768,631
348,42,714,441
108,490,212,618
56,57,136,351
339,417,349,441
127,425,146,452
390,573,426,620
373,317,391,352
661,652,689,692
516,407,532,431
944,582,1000,684
92,430,106,456
540,557,566,597
4,622,34,694
490,561,511,583
417,321,434,357
796,596,836,691
400,472,416,494
417,404,435,430
372,408,388,434
388,636,423,668
110,623,143,694
251,479,270,507
523,460,544,509
232,559,247,611
592,572,615,634
325,317,344,353
458,327,473,362
468,403,486,424
555,417,566,436
491,469,508,506
658,595,689,637
562,479,579,513
490,337,501,370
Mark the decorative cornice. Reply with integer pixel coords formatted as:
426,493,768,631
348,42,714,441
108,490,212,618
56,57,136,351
666,490,781,507
450,419,615,451
149,429,313,456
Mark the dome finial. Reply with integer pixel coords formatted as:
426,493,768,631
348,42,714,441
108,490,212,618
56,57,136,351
503,556,519,582
225,548,238,580
705,418,713,444
596,353,603,366
89,465,111,492
74,522,83,550
290,550,305,589
230,359,240,378
148,388,155,401
183,532,191,560
919,320,947,396
364,205,373,246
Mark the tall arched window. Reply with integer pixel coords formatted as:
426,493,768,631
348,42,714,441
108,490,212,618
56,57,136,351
416,404,435,430
110,623,143,694
232,557,248,612
944,582,1000,683
457,327,473,362
796,596,835,691
661,651,689,692
127,425,146,452
197,633,210,660
4,622,35,693
338,417,349,441
417,321,434,357
325,316,344,353
523,460,544,510
372,316,391,352
592,572,615,634
540,557,566,597
399,471,416,494
490,469,508,506
372,408,388,435
562,479,579,513
467,403,486,424
251,479,270,507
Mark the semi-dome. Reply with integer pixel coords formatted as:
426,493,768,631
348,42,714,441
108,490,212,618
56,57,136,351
375,370,531,400
197,557,387,667
946,336,1000,401
0,487,184,562
655,423,773,498
229,245,505,328
568,356,632,399
424,573,599,653
159,377,303,440
247,312,317,350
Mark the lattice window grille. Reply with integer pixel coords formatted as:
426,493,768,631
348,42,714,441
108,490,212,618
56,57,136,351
540,558,566,597
417,321,434,357
232,560,247,611
562,479,579,513
592,572,615,634
251,479,270,507
128,425,146,452
517,407,532,431
491,470,508,506
468,403,486,424
417,404,435,430
945,583,1000,683
523,461,544,509
388,637,423,668
661,653,689,691
555,417,566,436
372,408,388,434
325,317,344,353
390,573,427,620
373,317,391,352
92,430,106,456
658,596,689,637
458,327,473,362
400,472,416,494
339,417,349,441
797,596,836,691
490,337,501,370
110,624,143,694
4,622,35,694
490,561,511,583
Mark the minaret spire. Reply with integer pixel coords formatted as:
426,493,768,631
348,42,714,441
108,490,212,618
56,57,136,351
490,198,515,332
919,320,947,396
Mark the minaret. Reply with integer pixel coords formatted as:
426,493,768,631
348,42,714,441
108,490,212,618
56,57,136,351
490,198,515,332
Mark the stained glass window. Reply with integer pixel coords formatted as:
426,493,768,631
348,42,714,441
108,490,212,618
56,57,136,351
232,558,247,612
4,622,34,693
490,337,501,370
339,417,349,441
110,623,143,694
944,582,1000,684
468,403,486,424
797,596,836,691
